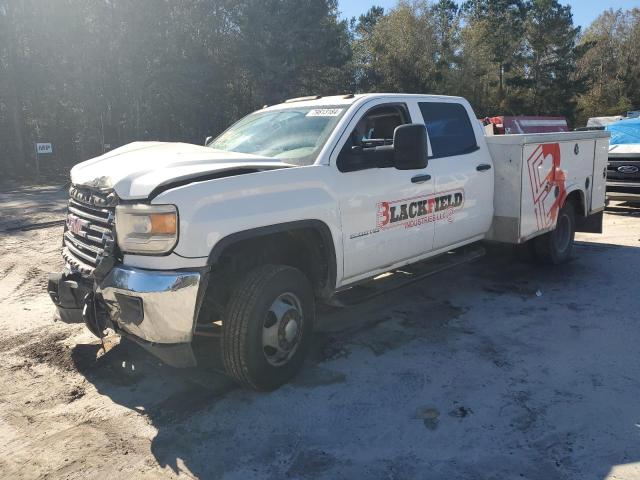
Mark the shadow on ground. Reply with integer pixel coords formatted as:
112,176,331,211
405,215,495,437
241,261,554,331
0,184,67,232
605,200,640,217
71,243,640,479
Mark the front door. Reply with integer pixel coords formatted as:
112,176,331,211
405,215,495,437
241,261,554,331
332,99,436,283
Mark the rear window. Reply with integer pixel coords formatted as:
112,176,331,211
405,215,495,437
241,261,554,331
418,102,478,158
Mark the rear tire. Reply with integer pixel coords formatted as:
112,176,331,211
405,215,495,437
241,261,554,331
222,264,314,391
532,202,576,265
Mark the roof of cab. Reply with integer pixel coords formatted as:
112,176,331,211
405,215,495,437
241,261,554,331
263,93,466,111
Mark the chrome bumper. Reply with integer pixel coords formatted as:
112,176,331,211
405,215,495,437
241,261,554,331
98,266,204,344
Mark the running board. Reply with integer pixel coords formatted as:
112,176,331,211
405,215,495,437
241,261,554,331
328,245,486,307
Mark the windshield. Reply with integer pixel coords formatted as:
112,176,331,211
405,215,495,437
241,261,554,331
208,106,348,165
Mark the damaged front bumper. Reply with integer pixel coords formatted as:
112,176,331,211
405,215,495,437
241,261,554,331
48,265,207,367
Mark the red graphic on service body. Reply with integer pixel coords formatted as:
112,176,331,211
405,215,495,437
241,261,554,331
377,190,464,229
526,143,567,230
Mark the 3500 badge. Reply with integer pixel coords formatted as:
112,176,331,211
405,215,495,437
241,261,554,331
377,190,464,229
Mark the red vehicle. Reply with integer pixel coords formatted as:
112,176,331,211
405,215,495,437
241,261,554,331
483,116,569,135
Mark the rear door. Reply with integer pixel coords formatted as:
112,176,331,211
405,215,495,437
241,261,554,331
416,100,494,250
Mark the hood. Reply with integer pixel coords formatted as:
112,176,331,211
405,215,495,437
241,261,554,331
70,142,295,199
609,143,640,158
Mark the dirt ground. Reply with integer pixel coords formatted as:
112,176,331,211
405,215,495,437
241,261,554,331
1,184,639,480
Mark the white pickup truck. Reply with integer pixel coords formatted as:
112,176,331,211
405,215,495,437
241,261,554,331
48,94,609,390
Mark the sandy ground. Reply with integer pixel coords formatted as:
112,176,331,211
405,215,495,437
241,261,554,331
1,185,639,480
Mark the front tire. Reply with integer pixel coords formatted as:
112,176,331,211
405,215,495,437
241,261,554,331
532,202,576,265
222,264,315,391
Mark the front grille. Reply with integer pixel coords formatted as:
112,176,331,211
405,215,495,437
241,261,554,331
607,159,640,182
63,186,118,276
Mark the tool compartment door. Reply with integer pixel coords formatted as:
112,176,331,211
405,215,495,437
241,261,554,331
590,138,608,212
520,140,594,240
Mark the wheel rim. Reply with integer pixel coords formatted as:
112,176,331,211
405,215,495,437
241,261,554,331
262,292,303,367
554,213,571,253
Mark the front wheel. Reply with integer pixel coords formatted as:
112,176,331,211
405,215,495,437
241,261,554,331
222,264,315,391
532,202,576,265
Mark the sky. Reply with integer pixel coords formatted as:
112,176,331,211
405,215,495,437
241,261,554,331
338,0,639,28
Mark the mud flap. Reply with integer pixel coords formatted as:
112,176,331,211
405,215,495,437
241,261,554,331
576,210,603,234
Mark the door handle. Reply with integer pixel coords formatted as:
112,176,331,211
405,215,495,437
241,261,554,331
476,164,492,172
411,174,431,184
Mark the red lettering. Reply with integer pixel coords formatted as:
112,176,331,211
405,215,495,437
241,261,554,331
378,202,390,227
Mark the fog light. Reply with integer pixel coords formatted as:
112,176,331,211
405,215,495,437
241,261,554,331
114,293,144,325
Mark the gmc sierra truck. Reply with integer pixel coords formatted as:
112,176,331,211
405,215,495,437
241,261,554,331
48,94,609,391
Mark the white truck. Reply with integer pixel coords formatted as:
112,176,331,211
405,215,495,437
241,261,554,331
48,94,609,390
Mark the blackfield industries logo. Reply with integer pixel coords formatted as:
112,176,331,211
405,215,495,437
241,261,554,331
377,189,465,230
526,143,566,230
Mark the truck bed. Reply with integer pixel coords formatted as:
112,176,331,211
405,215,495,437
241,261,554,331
485,131,610,244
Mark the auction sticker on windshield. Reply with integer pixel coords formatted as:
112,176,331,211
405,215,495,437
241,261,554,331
306,108,342,117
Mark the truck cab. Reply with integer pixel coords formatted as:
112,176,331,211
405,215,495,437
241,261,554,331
48,94,608,390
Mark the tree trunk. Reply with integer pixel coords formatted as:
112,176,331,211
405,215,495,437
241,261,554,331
4,3,27,176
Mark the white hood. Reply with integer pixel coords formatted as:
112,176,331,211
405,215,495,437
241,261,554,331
609,143,640,158
70,142,294,199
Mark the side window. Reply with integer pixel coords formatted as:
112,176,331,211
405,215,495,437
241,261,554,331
337,104,410,172
352,104,409,147
418,102,478,158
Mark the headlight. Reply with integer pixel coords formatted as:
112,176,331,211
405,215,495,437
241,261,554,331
115,204,178,254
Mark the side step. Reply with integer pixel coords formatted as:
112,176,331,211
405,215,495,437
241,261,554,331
328,244,486,307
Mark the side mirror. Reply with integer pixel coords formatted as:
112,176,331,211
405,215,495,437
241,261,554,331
393,124,428,170
204,136,213,146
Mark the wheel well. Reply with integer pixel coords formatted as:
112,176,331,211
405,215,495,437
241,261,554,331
566,189,586,217
200,225,336,322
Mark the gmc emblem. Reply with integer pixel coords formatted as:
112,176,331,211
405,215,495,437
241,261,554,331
67,214,88,235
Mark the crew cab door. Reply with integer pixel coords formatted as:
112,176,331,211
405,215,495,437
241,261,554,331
416,100,494,249
331,99,435,283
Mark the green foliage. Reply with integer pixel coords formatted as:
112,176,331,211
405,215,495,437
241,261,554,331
515,0,583,121
0,0,354,178
576,8,640,125
0,0,638,180
462,0,526,105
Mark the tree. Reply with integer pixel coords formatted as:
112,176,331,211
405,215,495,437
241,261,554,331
364,1,441,93
0,0,353,180
576,8,640,124
431,0,461,91
514,0,582,120
234,0,352,105
351,6,385,92
1,0,639,181
462,0,526,110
